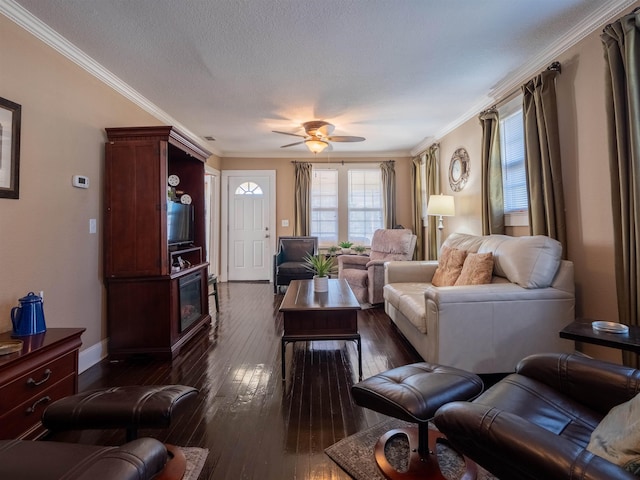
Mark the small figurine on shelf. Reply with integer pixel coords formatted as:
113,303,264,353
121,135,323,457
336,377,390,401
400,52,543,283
171,257,181,273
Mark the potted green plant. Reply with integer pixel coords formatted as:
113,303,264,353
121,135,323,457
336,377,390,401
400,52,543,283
327,245,340,256
303,253,336,292
338,240,353,254
352,245,366,255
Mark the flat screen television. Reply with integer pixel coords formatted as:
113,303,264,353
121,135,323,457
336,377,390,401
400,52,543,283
167,202,194,246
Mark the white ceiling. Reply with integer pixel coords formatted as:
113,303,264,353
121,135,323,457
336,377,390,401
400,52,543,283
2,0,635,158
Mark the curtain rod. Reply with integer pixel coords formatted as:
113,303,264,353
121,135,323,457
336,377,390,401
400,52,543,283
483,60,562,115
291,160,394,165
415,143,440,159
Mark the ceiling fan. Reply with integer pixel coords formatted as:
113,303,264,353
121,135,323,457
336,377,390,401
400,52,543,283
273,121,365,154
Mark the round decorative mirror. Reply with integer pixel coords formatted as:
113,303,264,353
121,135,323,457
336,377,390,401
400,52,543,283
449,147,470,192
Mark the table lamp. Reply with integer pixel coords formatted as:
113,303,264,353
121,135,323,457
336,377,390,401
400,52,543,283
427,194,455,230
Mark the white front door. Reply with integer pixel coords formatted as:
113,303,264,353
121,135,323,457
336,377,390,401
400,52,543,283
226,174,273,281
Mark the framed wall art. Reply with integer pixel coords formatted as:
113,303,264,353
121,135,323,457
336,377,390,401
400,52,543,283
0,96,21,199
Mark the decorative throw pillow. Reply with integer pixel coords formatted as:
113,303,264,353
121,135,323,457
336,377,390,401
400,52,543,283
587,392,640,474
432,246,467,287
455,252,494,286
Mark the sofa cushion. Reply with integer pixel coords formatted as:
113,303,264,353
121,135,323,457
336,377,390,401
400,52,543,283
432,246,467,287
587,392,640,474
484,235,562,288
384,282,429,308
442,233,485,253
455,252,494,286
398,293,428,334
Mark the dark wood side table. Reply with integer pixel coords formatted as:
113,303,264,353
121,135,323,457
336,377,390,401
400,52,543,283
279,279,362,381
560,319,640,354
0,327,85,440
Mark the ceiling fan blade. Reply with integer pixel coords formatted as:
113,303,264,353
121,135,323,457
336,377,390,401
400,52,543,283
272,130,306,138
280,141,305,148
326,135,366,142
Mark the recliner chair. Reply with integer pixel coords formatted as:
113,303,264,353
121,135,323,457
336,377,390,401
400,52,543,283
434,353,640,480
338,229,416,304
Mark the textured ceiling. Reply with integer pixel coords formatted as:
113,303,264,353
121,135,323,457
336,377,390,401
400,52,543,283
4,0,635,158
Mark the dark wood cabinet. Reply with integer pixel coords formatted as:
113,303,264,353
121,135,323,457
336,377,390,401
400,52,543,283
0,328,84,440
104,126,212,359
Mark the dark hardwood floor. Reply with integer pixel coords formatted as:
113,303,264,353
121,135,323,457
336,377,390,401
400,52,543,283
50,281,423,479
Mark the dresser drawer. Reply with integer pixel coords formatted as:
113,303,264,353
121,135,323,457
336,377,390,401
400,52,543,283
0,352,76,412
0,374,76,440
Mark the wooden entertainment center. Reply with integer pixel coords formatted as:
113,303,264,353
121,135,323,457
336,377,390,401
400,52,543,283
104,126,212,359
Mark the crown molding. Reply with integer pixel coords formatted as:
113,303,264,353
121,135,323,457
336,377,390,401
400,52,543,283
410,0,637,156
488,0,636,101
0,0,220,157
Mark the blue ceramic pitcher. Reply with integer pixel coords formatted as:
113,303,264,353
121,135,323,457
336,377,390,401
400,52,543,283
11,292,47,336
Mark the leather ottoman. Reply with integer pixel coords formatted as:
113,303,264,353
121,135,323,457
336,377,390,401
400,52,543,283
351,362,483,479
42,385,198,441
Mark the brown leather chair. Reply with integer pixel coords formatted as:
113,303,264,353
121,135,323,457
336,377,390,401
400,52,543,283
434,353,640,480
273,236,318,293
0,437,179,480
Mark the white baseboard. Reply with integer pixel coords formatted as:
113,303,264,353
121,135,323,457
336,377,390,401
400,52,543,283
79,339,107,374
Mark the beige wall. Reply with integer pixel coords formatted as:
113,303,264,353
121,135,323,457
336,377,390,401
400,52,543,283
434,7,639,362
2,2,635,366
0,15,161,353
219,157,414,241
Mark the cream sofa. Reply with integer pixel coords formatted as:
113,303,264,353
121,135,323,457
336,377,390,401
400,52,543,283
383,233,575,373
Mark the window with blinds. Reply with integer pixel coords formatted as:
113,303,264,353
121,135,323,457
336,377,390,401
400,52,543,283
310,165,383,247
310,169,339,245
499,98,529,225
348,169,383,244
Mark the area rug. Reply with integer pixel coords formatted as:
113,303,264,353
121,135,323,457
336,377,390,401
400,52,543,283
182,447,208,480
325,418,498,480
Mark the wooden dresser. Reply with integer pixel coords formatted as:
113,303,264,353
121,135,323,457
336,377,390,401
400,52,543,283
0,328,84,440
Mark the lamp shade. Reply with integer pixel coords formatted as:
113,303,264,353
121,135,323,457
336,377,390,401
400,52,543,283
305,138,329,154
427,194,455,217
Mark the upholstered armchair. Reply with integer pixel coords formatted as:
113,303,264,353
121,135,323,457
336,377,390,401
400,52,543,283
273,236,318,293
434,353,640,480
338,229,416,304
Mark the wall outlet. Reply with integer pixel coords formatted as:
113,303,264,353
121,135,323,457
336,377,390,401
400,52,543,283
89,218,97,234
282,219,289,227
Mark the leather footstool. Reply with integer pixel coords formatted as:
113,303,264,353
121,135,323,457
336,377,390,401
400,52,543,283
351,363,483,480
42,385,198,441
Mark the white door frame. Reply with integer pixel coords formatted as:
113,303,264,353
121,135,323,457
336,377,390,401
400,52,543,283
205,165,221,277
221,170,276,282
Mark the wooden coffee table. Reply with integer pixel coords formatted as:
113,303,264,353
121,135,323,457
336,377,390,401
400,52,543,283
279,279,362,381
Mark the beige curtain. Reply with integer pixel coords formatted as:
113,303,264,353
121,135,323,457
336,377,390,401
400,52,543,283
522,64,567,256
424,145,440,260
293,162,312,236
479,108,504,235
602,8,640,367
411,155,424,260
380,160,396,228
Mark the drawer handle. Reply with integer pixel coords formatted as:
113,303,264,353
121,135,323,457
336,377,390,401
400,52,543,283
26,395,51,414
26,369,52,387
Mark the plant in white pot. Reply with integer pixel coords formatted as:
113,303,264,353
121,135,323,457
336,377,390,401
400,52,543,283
303,253,336,292
352,244,367,255
338,240,353,254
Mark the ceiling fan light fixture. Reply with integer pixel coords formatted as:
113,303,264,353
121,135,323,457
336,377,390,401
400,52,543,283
305,138,329,154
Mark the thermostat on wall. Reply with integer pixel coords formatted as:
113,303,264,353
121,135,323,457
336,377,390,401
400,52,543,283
72,175,90,189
